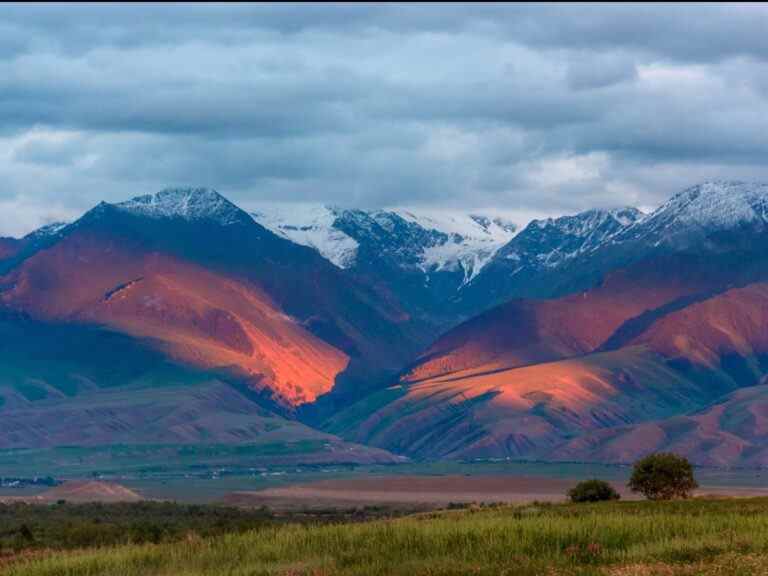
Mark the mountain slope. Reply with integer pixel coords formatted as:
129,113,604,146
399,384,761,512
326,182,768,461
326,346,728,459
330,276,768,462
0,188,431,409
458,181,768,317
0,238,21,261
405,252,731,383
455,207,643,314
251,205,517,280
1,240,349,405
0,311,400,464
549,384,768,467
610,282,768,373
613,181,768,250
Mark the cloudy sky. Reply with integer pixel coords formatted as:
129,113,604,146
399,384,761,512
2,3,768,236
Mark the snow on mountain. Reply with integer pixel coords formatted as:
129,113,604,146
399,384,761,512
249,204,359,269
459,182,768,315
495,206,644,271
250,204,517,281
487,181,768,276
616,181,768,247
454,206,645,313
23,221,70,241
393,210,518,282
114,188,245,225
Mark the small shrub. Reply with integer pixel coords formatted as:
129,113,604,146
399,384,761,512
567,479,620,503
18,524,34,543
628,452,698,500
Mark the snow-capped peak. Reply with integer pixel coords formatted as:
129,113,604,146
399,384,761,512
389,209,518,282
249,203,358,269
495,206,643,271
650,181,768,229
249,203,517,281
23,221,70,241
114,188,244,225
532,207,643,235
616,181,768,248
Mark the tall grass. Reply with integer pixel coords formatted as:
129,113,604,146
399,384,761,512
8,499,768,576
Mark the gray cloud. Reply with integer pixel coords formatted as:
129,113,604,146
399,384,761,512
1,3,768,236
566,52,638,91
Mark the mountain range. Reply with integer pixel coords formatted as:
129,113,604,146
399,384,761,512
4,180,768,468
251,204,518,326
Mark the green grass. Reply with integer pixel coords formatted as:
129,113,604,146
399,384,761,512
7,498,768,575
0,501,274,554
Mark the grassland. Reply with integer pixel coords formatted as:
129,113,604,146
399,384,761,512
7,497,768,575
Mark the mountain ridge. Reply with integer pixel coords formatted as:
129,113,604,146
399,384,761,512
5,181,768,466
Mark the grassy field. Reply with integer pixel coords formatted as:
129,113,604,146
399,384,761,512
6,498,768,575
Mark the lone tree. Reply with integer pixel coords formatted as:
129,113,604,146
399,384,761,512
628,452,698,500
567,479,620,503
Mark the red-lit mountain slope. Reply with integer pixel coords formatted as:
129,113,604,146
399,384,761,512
614,283,768,373
0,311,402,464
545,283,768,466
327,346,723,459
328,277,768,461
548,383,768,467
1,237,348,405
0,188,432,409
404,253,731,384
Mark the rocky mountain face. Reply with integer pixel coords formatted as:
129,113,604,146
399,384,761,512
327,274,768,464
256,184,768,324
251,205,517,325
455,207,643,313
457,181,768,316
614,181,768,250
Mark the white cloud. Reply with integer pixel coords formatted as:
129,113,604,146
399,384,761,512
0,197,77,238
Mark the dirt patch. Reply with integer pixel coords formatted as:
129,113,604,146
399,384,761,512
222,474,768,511
222,474,582,510
0,481,144,504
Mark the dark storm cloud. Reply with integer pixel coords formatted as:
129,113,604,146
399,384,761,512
1,3,768,236
4,4,767,62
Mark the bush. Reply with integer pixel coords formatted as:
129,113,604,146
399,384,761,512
567,479,620,503
628,452,698,500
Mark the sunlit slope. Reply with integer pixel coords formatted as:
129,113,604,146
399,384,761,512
0,189,432,408
331,281,768,462
550,384,768,467
0,312,400,464
618,283,768,375
0,233,349,405
405,256,726,383
549,283,768,466
328,346,728,459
